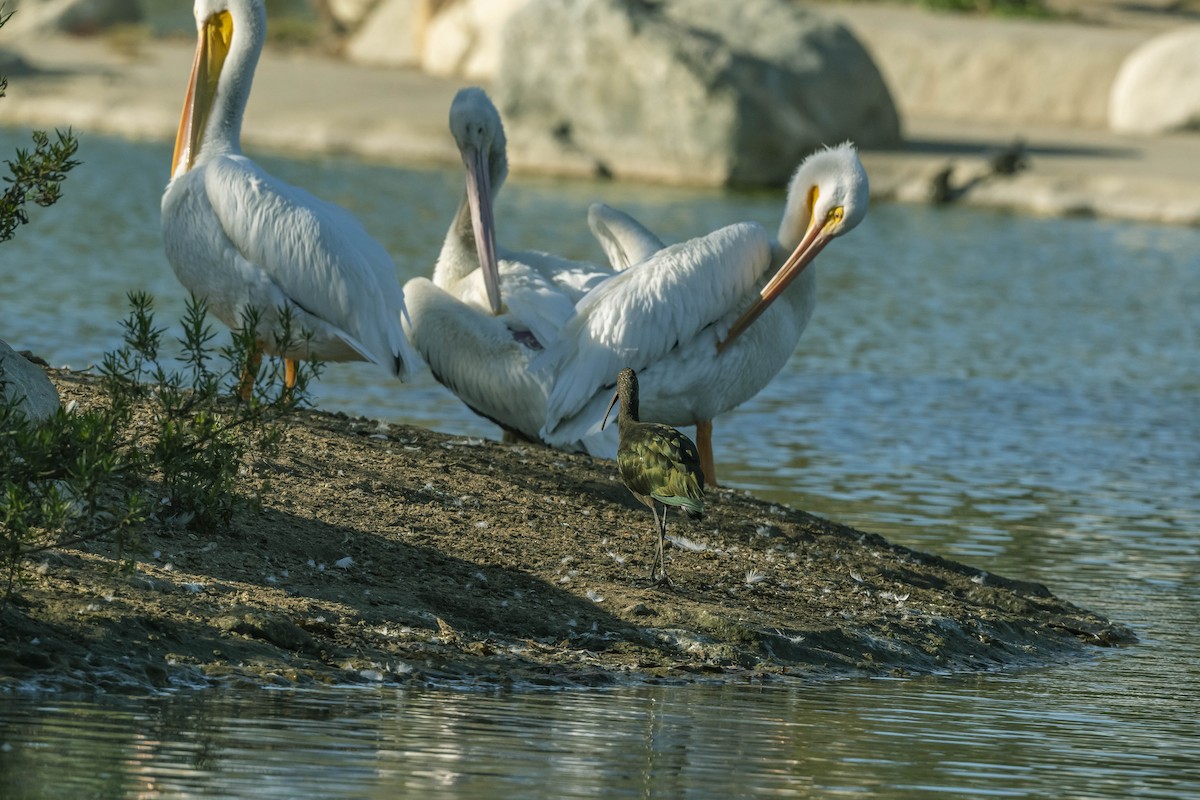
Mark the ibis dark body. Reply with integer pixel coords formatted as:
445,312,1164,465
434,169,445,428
605,368,705,585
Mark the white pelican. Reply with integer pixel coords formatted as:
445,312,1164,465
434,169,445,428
424,88,661,320
404,87,661,448
539,143,869,485
161,0,419,395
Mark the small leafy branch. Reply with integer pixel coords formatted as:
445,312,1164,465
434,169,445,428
0,5,81,243
0,128,80,242
1,293,322,607
99,291,321,532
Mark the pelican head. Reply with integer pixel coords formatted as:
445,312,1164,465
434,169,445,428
449,87,508,315
718,142,868,351
171,0,265,179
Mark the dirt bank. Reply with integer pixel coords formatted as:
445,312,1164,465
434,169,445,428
0,370,1134,693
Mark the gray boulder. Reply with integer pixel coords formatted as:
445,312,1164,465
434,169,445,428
344,0,424,68
324,0,383,35
1,340,59,423
496,0,899,186
1109,26,1200,135
421,0,530,79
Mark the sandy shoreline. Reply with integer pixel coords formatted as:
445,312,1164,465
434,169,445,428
1,4,1199,226
0,372,1134,693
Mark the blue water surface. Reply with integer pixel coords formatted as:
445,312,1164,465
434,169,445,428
1,131,1198,798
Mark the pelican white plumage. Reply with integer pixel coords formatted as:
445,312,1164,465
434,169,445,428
404,87,661,448
161,0,419,393
587,201,667,272
539,143,869,484
422,88,658,327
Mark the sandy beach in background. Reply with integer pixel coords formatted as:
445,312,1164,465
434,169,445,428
1,1,1198,225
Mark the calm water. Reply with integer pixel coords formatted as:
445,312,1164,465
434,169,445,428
1,131,1199,797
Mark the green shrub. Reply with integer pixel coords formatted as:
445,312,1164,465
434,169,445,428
0,361,146,601
2,293,321,607
100,292,320,533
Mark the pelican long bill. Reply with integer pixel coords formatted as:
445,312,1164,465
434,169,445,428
172,10,233,178
463,141,503,315
716,210,836,353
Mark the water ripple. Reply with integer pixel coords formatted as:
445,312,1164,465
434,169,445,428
3,133,1199,799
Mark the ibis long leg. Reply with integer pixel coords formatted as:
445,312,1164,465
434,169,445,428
647,503,662,581
654,503,673,587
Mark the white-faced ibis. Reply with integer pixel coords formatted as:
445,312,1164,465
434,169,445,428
603,368,705,586
539,143,869,487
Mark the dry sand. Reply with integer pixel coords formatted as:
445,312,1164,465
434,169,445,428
0,372,1133,692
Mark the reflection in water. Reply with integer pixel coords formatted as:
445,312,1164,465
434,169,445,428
1,132,1199,798
3,670,1199,798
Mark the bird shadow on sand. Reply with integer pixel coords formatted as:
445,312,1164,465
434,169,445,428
1,496,671,692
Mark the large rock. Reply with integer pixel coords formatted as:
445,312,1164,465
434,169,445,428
420,0,529,79
496,0,900,186
3,0,141,36
344,0,429,68
1109,26,1200,135
829,4,1146,129
0,340,59,423
346,0,528,76
325,0,383,34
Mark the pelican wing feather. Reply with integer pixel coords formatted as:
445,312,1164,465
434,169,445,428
403,277,550,440
537,221,773,437
495,262,579,348
204,155,414,377
587,202,666,271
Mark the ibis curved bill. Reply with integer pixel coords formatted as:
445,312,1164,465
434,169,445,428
161,0,419,394
538,143,869,485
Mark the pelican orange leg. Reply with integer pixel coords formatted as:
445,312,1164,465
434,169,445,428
695,419,718,488
238,345,263,401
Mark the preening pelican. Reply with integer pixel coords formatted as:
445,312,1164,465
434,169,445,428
404,87,661,449
427,88,649,324
539,143,869,485
161,0,419,394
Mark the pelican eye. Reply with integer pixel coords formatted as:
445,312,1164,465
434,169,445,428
827,206,845,228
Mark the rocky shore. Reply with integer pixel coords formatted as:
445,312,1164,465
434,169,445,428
0,372,1134,693
0,1,1198,223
